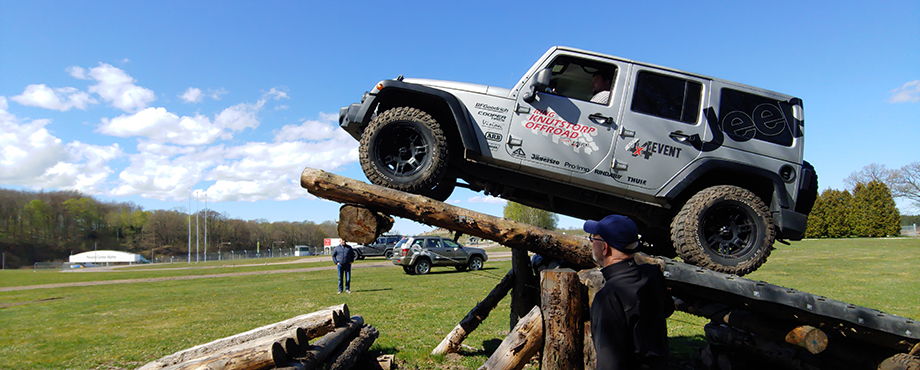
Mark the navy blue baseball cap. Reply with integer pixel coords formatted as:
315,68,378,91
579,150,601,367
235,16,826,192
583,215,639,252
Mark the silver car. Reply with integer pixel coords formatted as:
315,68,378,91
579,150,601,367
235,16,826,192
391,236,487,275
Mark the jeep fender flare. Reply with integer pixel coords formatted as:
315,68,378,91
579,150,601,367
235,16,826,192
371,80,483,157
662,159,791,212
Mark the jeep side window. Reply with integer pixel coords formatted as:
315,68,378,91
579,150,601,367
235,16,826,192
426,238,440,249
443,240,460,249
719,88,794,146
545,56,617,105
630,71,702,124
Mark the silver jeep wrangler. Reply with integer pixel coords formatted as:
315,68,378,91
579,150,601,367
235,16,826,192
340,46,817,276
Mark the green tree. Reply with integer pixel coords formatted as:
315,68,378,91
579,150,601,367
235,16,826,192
807,189,853,238
23,199,52,241
849,181,901,237
502,202,558,230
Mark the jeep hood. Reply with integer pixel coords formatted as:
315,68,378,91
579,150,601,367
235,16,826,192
402,78,512,98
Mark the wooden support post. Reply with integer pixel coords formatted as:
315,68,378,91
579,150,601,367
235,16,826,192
300,167,595,268
540,269,583,369
138,304,348,370
510,249,539,330
325,324,380,370
478,305,544,370
432,270,516,355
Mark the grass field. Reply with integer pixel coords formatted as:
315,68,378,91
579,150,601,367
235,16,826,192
0,238,917,370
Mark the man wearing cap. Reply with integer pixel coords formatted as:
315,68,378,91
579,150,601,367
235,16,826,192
584,215,673,370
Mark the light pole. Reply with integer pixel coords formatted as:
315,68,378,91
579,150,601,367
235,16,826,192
204,193,208,262
195,190,199,263
188,187,191,264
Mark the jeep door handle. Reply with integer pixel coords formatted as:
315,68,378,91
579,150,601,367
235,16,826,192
669,131,699,143
588,113,614,125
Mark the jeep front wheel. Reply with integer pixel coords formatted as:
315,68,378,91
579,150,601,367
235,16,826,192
671,185,774,276
359,107,450,198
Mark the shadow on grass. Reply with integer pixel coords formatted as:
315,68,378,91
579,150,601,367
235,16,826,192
416,267,502,276
351,288,393,293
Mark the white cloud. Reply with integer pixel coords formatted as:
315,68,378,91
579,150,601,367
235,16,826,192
888,80,920,103
0,97,120,193
180,87,204,103
466,195,506,204
86,63,156,112
99,107,224,146
11,84,97,111
108,112,358,203
209,88,228,100
67,66,87,80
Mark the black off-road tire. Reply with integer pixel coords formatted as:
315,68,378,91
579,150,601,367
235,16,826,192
413,258,432,275
359,107,450,197
402,266,414,275
384,250,394,259
671,185,774,276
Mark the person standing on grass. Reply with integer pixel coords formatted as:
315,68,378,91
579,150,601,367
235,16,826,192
331,239,356,294
584,214,674,370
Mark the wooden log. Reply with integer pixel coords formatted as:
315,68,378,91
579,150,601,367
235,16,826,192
509,249,539,330
138,304,347,370
300,167,595,268
158,334,290,370
432,270,516,355
338,204,393,244
326,324,381,370
540,269,583,369
784,325,828,355
298,315,365,370
478,305,544,370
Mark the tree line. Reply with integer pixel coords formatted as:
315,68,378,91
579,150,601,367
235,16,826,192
0,188,338,269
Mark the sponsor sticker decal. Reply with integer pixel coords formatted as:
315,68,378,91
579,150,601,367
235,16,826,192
523,109,600,154
625,138,682,160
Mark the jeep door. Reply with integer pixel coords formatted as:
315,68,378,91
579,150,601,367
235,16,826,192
441,239,468,265
611,68,709,195
508,53,629,183
425,238,452,266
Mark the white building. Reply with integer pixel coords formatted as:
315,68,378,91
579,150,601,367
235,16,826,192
69,250,150,266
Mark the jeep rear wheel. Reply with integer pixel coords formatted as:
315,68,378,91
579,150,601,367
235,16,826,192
359,107,450,198
413,259,432,275
672,185,774,276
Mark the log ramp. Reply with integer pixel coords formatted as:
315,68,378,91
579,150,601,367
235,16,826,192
299,167,920,370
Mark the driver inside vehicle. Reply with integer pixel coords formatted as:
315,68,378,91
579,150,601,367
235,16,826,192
591,73,613,104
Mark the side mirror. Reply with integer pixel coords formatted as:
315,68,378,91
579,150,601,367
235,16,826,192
523,68,552,103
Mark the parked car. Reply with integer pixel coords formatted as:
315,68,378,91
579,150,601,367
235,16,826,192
355,234,404,259
392,236,487,275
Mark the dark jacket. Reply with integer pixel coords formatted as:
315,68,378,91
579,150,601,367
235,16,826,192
590,258,674,370
332,244,356,265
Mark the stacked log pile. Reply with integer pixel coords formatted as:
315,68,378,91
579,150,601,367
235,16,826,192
299,167,920,370
137,304,389,370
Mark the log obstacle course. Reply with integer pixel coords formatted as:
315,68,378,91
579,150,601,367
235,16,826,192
299,167,920,370
138,304,391,370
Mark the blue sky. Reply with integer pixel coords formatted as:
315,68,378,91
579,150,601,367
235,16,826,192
1,1,918,235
